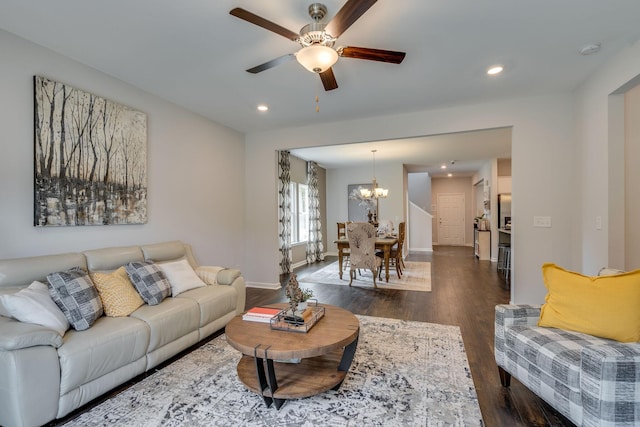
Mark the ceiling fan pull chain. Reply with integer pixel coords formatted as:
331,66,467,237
316,95,320,112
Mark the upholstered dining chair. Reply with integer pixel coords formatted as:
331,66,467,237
377,221,406,278
347,222,382,288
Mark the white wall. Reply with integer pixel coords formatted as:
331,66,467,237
0,30,246,267
575,39,640,274
624,84,640,269
408,202,433,253
245,94,575,304
408,172,431,213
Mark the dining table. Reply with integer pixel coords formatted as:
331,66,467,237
334,236,399,282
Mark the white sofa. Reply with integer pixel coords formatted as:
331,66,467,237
0,241,246,427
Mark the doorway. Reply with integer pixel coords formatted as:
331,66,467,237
437,193,465,245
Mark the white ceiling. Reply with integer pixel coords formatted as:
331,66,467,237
2,0,640,175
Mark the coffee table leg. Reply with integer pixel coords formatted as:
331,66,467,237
333,333,359,390
253,345,273,407
264,348,286,409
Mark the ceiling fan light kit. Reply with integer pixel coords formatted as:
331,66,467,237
296,45,339,73
230,0,406,91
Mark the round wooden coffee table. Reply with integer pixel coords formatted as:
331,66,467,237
225,304,359,409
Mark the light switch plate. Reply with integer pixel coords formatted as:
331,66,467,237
533,216,552,228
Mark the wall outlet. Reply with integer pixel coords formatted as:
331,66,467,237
533,216,552,228
595,216,602,230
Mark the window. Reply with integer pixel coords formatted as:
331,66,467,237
290,182,309,244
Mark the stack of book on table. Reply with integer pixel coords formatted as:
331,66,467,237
242,306,283,323
283,306,314,324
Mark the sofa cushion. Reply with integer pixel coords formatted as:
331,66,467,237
47,268,103,331
129,297,199,353
90,267,144,317
0,281,69,336
505,325,611,391
57,316,149,395
176,284,238,327
125,262,171,305
539,263,640,342
157,259,206,296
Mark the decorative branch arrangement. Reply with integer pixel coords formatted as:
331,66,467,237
285,274,314,314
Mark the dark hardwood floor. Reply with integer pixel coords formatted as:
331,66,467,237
249,246,574,427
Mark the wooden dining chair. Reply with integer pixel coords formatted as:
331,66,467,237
377,221,406,278
347,222,382,288
337,222,350,269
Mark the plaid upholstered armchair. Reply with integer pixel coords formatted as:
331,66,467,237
495,304,640,426
346,222,382,288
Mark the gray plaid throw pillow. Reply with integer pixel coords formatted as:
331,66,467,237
47,267,103,331
125,262,171,305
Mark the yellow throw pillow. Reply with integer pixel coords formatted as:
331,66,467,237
91,267,144,317
538,263,640,342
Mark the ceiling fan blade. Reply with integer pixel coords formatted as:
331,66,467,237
230,8,299,41
325,0,377,38
246,54,296,74
319,68,338,91
340,46,406,64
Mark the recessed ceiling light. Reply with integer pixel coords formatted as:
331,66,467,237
257,104,269,112
441,164,447,169
487,65,504,75
447,173,453,177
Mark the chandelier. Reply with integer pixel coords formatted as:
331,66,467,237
360,150,389,199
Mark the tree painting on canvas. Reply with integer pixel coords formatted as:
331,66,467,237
34,76,147,226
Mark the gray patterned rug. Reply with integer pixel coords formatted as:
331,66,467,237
299,261,432,292
61,315,482,426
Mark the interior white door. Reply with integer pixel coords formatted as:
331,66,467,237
437,193,465,245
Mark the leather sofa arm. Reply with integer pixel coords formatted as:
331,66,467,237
195,266,241,286
580,343,640,425
216,268,241,286
0,316,63,351
195,266,245,315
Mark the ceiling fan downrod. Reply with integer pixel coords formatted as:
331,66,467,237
308,3,328,21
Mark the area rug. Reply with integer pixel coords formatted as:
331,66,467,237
61,315,481,426
299,261,431,292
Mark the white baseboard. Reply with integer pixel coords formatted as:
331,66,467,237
246,281,281,290
410,248,433,253
291,260,308,269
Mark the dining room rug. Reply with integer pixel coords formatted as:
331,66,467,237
60,315,482,426
299,261,431,292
